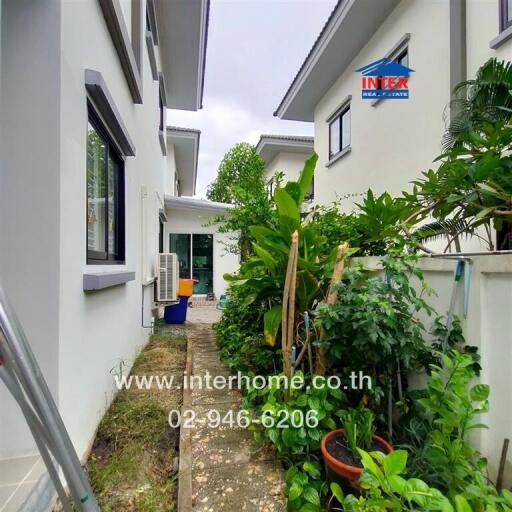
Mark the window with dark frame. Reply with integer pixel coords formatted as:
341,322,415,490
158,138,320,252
377,47,409,92
329,105,351,160
159,88,164,132
501,0,512,31
87,107,125,264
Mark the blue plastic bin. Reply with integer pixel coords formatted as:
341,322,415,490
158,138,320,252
164,296,189,324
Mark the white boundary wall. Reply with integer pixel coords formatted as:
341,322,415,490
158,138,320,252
357,254,512,485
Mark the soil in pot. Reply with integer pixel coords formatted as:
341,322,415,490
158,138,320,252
326,433,387,468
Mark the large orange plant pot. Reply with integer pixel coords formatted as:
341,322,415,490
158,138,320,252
321,429,393,482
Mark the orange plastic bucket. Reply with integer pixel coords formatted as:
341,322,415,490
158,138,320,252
178,278,195,297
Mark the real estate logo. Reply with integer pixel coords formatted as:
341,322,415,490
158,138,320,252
355,58,414,99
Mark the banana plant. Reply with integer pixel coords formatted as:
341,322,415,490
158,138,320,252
224,153,354,348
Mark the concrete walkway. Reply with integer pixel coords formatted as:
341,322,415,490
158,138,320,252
178,309,286,511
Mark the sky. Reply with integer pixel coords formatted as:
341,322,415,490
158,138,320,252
168,0,336,198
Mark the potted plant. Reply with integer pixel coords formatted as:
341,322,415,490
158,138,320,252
321,407,393,483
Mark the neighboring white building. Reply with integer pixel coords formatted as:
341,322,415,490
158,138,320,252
164,196,238,299
274,0,512,250
256,134,314,200
0,1,228,508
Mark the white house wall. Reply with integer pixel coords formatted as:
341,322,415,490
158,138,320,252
0,0,62,458
164,207,239,298
265,152,308,183
466,0,512,76
359,255,512,486
56,0,168,459
314,0,450,210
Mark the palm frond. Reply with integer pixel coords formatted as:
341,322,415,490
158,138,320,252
412,218,475,244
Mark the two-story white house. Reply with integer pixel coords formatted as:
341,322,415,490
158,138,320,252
274,0,512,250
256,134,314,200
0,1,232,509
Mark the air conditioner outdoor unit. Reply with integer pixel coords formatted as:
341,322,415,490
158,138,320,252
156,253,179,302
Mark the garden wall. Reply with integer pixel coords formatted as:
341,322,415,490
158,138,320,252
356,253,512,486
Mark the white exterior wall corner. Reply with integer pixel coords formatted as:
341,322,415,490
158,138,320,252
265,152,309,183
0,0,62,458
313,0,451,210
57,0,167,458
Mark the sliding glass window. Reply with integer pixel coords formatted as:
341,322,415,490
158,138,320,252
87,108,125,263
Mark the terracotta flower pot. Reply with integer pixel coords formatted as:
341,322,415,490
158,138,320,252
321,429,393,482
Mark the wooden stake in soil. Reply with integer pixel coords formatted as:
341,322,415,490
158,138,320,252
315,242,349,375
497,438,510,492
282,231,299,380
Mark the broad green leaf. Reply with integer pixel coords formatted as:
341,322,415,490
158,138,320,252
470,383,490,401
288,480,303,501
357,449,384,480
299,504,320,512
475,206,495,219
263,304,282,347
303,461,321,479
383,450,408,477
387,474,407,495
253,244,277,273
330,482,344,502
302,486,320,505
282,427,298,447
503,489,512,506
297,153,318,204
454,495,472,512
284,181,302,206
275,187,300,226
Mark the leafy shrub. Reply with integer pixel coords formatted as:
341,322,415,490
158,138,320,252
286,461,326,512
310,190,414,257
406,351,499,509
332,448,512,511
242,371,345,456
215,283,277,374
314,254,434,409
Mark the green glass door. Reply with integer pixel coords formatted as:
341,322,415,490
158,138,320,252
169,233,214,294
192,234,213,294
169,234,191,278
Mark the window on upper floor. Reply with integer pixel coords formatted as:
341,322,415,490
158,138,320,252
87,107,125,264
159,89,164,132
395,47,409,67
501,0,512,31
376,46,409,93
329,105,351,159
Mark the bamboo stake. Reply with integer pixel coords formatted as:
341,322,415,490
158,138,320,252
497,438,510,492
282,231,299,379
315,242,349,375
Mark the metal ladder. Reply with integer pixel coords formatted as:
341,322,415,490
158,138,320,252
0,283,100,511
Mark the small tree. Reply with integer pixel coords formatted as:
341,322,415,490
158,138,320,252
207,143,275,260
206,143,266,204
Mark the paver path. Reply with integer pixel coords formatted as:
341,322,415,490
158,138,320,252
178,319,286,512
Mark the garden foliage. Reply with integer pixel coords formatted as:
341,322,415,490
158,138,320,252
211,58,512,511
